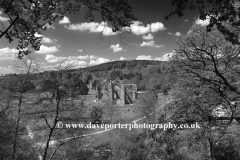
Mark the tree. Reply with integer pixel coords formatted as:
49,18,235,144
148,66,157,74
165,0,240,45
137,62,144,71
124,69,135,79
82,71,92,84
131,76,141,86
0,0,136,58
63,73,89,97
112,64,119,70
135,72,143,80
91,78,99,90
139,91,157,134
160,82,169,95
126,61,132,69
110,128,146,160
90,106,103,122
0,58,40,160
160,23,240,160
146,77,163,91
144,129,188,160
1,76,35,93
109,69,123,80
26,64,91,160
138,79,149,90
169,24,240,124
0,109,39,160
41,79,56,92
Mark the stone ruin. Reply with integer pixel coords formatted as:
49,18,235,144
90,78,137,106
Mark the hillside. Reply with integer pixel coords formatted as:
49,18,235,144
2,60,169,92
69,60,168,80
72,60,166,73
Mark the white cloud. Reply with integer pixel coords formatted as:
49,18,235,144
155,50,175,61
0,47,18,60
43,57,87,69
174,32,182,36
35,45,59,54
0,66,15,75
42,37,54,43
0,16,9,22
119,57,127,60
136,55,153,60
45,54,61,63
0,47,18,54
77,55,89,60
136,52,175,62
151,22,166,32
65,22,117,36
127,21,165,36
140,41,163,48
43,22,55,30
142,33,154,40
128,21,151,35
90,55,98,59
34,33,58,45
0,11,9,22
45,54,89,63
167,32,173,35
195,16,210,26
61,60,87,68
184,19,188,22
59,16,70,24
77,49,83,52
34,33,56,43
65,21,165,36
110,44,123,52
89,57,110,66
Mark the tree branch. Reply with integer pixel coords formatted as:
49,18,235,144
0,16,18,39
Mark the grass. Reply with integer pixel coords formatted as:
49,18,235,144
7,89,170,157
142,73,167,81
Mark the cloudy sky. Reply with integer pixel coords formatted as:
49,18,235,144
0,0,209,74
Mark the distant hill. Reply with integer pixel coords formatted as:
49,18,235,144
72,60,166,73
68,60,168,82
3,60,168,83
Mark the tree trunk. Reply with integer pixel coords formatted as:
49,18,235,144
208,138,214,160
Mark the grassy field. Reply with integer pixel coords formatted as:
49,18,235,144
142,73,167,81
6,90,170,159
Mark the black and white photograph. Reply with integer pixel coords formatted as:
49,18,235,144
0,0,240,159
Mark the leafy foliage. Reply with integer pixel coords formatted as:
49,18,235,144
138,79,149,90
165,0,240,45
0,0,136,58
108,69,124,80
146,20,240,160
1,76,35,93
63,72,89,97
90,106,103,121
169,24,240,123
82,71,93,84
139,91,157,126
146,77,165,91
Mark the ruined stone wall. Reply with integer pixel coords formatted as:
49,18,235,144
93,79,138,106
124,84,137,105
